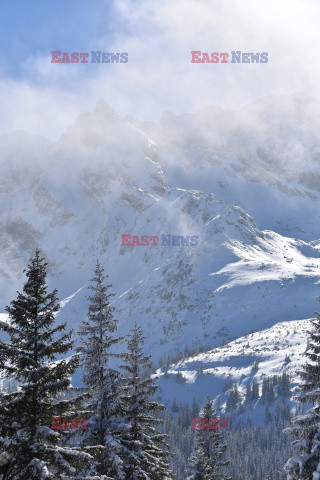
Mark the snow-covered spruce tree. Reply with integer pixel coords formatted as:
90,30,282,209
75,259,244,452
119,322,172,480
187,395,231,480
284,302,320,480
172,397,179,413
192,397,200,417
244,380,252,403
279,372,291,398
0,250,95,480
264,403,272,425
77,261,127,479
226,386,239,413
251,378,260,400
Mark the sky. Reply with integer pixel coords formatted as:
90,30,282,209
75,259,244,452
1,0,320,139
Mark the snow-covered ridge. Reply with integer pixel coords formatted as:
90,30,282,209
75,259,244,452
213,231,320,290
0,94,320,380
156,318,311,408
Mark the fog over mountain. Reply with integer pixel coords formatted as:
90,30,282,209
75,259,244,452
1,93,320,395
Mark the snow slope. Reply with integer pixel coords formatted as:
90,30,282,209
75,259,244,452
156,318,311,412
0,94,320,391
139,93,320,240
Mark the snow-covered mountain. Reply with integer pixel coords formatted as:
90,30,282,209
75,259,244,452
156,318,311,413
138,93,320,240
1,93,320,393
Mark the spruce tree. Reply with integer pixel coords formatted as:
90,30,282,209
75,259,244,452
284,300,320,479
268,379,275,403
120,322,172,479
246,409,252,428
251,361,259,372
279,372,291,398
192,396,200,417
0,250,94,479
223,377,232,393
77,261,126,479
264,403,272,424
187,395,231,480
251,378,259,400
215,396,221,414
275,400,291,428
178,402,192,429
245,380,252,403
226,386,239,412
261,378,268,405
172,396,179,413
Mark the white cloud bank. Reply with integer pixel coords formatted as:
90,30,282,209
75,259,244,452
1,0,320,139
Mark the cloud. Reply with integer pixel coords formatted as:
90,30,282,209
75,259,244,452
1,0,320,139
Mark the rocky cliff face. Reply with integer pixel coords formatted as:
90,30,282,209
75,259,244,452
0,94,319,375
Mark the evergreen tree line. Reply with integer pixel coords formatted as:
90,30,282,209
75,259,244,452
283,294,320,479
3,249,320,478
158,397,292,480
224,372,291,407
158,345,210,372
158,397,231,480
0,252,172,479
0,251,232,480
159,288,320,480
225,405,291,480
222,372,291,422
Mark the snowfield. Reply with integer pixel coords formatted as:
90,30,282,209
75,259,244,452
157,318,311,411
1,94,320,417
